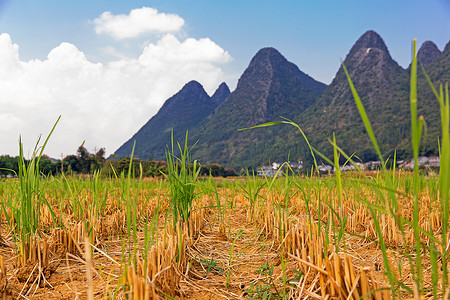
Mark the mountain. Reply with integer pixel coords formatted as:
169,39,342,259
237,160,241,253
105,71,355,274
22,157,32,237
190,47,327,169
296,32,450,162
416,40,450,154
417,41,441,67
295,30,411,161
419,40,450,82
114,80,219,160
211,82,230,106
115,48,327,168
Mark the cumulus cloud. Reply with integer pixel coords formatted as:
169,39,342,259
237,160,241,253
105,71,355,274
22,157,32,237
94,7,185,39
0,33,231,158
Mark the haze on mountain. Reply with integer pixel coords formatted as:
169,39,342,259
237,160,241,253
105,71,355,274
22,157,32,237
114,30,449,170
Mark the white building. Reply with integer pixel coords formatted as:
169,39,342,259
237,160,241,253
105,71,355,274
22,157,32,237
429,156,440,167
318,164,332,173
257,161,303,177
365,161,382,170
411,156,429,169
257,165,281,177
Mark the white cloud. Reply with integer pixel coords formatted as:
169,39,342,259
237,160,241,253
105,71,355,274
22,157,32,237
94,7,185,39
0,34,20,76
0,33,231,158
139,34,232,65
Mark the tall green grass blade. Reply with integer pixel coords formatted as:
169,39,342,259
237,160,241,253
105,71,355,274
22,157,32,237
409,39,424,294
341,63,385,167
163,131,200,227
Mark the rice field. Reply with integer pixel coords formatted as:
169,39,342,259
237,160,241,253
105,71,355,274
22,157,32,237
0,168,448,299
0,40,448,299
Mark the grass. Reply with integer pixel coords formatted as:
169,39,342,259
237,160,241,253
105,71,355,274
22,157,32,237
163,131,200,228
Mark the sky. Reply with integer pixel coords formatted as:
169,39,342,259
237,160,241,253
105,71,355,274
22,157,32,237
0,0,449,159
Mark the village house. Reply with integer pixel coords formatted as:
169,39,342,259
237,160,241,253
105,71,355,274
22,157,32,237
257,163,282,177
288,161,303,170
334,164,356,172
410,156,429,169
256,156,440,176
257,161,303,177
355,162,366,170
428,156,440,167
364,161,382,170
318,164,332,173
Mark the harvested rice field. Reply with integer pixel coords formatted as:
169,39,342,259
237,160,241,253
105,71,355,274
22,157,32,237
0,169,449,299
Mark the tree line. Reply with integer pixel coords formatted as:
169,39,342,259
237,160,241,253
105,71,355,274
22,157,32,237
0,146,237,177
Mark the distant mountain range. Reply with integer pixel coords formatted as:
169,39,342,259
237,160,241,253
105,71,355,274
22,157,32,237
115,30,450,170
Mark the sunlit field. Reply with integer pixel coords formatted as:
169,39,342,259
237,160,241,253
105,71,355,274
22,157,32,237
0,168,448,299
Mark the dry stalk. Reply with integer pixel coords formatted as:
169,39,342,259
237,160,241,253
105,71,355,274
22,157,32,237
53,222,87,256
122,201,207,299
122,233,182,299
290,250,390,299
0,255,7,298
17,234,49,269
85,237,94,300
15,232,58,296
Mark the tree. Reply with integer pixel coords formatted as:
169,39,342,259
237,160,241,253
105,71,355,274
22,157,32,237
77,146,92,173
0,155,19,175
361,148,378,162
64,155,80,173
40,155,57,175
92,148,106,172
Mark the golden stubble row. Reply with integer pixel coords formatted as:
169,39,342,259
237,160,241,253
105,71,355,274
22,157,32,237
121,196,208,299
259,203,391,299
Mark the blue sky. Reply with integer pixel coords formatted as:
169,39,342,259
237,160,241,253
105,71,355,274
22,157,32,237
1,0,449,84
0,0,449,157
